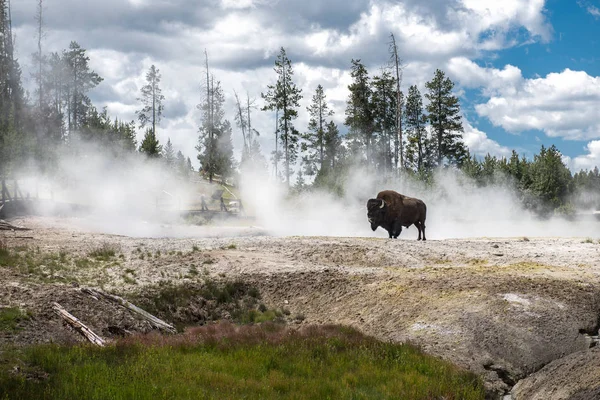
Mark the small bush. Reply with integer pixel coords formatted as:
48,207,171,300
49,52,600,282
88,243,119,261
0,307,31,331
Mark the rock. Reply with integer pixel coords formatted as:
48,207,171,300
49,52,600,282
511,347,600,400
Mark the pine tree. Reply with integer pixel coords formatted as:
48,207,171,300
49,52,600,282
261,47,303,188
116,119,137,152
175,150,187,178
303,84,333,177
294,166,306,192
63,42,103,133
139,127,162,157
461,152,482,181
404,85,431,173
163,138,175,168
197,76,234,181
425,69,467,167
0,0,28,176
323,121,341,170
371,71,397,175
528,145,573,210
136,65,164,139
345,59,374,166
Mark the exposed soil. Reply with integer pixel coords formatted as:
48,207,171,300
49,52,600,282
1,216,600,399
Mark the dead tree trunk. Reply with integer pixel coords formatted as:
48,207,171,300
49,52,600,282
53,302,106,346
82,288,176,334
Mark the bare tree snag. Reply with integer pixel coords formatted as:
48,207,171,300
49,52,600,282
0,220,31,231
52,302,106,347
82,288,176,334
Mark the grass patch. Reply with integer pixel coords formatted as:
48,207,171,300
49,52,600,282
122,274,137,285
88,243,119,261
583,237,594,244
129,279,266,331
0,307,31,332
0,244,69,281
0,324,485,400
0,243,20,267
186,265,199,278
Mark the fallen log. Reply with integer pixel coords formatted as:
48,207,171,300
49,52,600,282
82,288,176,334
0,220,31,231
52,302,105,347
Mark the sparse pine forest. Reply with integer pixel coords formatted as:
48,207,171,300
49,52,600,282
0,1,599,215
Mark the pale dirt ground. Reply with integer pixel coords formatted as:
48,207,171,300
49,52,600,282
1,216,600,399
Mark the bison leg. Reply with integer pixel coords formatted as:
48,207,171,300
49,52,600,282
415,222,422,240
392,220,402,239
419,220,426,241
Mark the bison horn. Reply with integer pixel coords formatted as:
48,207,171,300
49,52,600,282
379,199,385,209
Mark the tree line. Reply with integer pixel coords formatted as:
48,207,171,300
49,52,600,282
259,46,599,214
0,1,599,214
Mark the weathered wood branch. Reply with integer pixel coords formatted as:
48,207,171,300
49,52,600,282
0,220,31,231
82,288,176,334
52,302,105,347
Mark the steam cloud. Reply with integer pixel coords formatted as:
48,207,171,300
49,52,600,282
10,141,600,240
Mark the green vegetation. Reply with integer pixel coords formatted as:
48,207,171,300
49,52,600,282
0,324,484,400
0,307,31,332
0,244,118,285
186,265,199,278
0,246,67,280
88,243,119,261
128,278,270,332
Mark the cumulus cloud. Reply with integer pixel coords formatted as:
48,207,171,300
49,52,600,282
447,58,600,141
11,0,557,167
476,68,600,140
565,141,600,171
462,119,513,158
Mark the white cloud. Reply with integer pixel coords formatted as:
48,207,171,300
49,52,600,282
11,0,556,170
448,59,600,141
578,1,600,19
462,119,513,158
458,0,552,42
566,141,600,171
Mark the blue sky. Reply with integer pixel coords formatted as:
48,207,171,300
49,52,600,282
11,0,600,172
473,0,600,160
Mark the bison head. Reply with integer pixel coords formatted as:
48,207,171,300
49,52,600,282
366,198,387,231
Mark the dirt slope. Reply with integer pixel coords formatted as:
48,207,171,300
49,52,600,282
1,216,600,398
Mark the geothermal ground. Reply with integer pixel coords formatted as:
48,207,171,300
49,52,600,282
1,215,600,399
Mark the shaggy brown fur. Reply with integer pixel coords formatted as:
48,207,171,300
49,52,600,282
366,190,427,240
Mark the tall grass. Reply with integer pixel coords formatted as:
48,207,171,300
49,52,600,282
0,323,484,400
0,307,30,332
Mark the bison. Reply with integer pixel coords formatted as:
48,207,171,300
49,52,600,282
366,190,427,240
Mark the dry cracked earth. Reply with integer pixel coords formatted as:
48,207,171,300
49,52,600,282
1,216,600,399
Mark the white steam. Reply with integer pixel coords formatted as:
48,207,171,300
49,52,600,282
241,167,600,240
11,142,600,240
